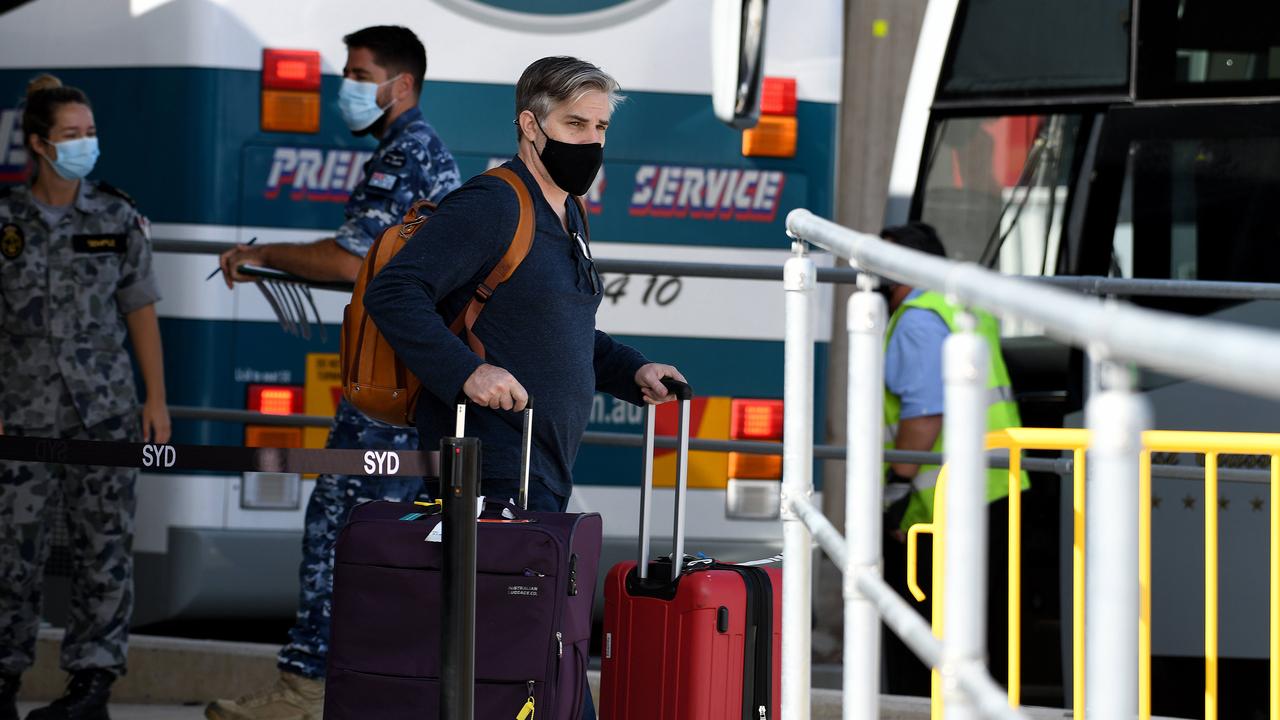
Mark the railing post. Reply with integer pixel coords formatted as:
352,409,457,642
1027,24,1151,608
782,240,816,720
846,272,888,720
941,311,990,720
1085,360,1147,720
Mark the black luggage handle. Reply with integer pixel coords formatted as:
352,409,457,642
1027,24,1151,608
637,377,695,584
659,377,693,400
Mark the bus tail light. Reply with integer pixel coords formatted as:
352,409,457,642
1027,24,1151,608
760,76,797,115
742,116,797,158
245,384,304,448
728,452,782,479
248,384,304,415
244,426,303,449
241,472,302,511
263,49,320,91
731,398,784,439
743,77,797,158
727,398,783,519
244,382,304,510
262,91,321,134
261,49,321,133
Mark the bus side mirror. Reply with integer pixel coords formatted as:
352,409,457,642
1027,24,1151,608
711,0,769,130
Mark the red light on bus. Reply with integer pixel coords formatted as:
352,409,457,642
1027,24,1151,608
262,49,321,133
276,60,308,81
730,399,784,440
760,77,797,116
248,384,304,416
262,49,321,91
729,399,783,480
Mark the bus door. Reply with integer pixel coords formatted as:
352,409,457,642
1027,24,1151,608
1070,99,1280,663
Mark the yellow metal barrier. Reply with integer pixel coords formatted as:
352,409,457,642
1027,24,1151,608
906,428,1280,719
1273,457,1279,720
904,471,946,720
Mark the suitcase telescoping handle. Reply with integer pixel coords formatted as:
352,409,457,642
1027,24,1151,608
453,398,534,511
637,378,694,584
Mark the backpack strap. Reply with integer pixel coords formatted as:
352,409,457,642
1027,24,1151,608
446,167,536,359
351,200,437,391
400,199,437,228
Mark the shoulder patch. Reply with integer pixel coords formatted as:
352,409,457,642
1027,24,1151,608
381,149,407,169
1,223,24,259
367,171,399,192
95,181,137,207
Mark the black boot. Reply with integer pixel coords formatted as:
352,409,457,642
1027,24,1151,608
26,669,113,720
0,674,18,720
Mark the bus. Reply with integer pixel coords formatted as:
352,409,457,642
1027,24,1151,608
890,0,1280,710
0,0,840,627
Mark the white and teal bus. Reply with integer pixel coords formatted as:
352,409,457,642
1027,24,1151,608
0,0,841,627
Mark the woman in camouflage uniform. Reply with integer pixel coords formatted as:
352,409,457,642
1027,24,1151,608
0,74,169,720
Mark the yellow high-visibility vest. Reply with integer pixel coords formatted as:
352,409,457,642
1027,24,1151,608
884,291,1026,530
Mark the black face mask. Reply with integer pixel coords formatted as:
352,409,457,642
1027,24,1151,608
535,118,603,197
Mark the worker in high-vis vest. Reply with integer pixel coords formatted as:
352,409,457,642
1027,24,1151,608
877,222,1026,695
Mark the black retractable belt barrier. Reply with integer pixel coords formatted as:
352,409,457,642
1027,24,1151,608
440,436,479,720
0,434,441,477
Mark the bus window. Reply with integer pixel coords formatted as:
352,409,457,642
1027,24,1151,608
940,0,1129,98
1138,0,1280,97
918,114,1082,277
1110,135,1280,313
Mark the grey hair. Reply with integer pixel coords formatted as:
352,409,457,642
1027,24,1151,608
515,56,624,139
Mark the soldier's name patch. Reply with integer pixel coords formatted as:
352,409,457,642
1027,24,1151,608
381,150,407,169
368,172,399,191
1,223,23,259
72,234,127,254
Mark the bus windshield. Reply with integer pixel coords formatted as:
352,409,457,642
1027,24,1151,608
918,113,1082,276
940,0,1129,98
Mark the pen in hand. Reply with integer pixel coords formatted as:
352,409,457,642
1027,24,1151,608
206,237,258,281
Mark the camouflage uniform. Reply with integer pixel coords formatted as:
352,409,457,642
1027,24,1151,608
276,108,460,680
0,180,159,676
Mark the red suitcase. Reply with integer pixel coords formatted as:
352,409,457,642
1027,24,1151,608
600,381,782,719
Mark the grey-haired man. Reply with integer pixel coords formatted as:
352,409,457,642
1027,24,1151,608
365,56,686,720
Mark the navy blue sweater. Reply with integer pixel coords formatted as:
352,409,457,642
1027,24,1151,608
363,158,649,498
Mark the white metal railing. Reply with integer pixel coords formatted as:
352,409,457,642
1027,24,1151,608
780,208,1280,720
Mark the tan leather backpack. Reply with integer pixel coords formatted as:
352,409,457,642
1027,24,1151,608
341,166,548,426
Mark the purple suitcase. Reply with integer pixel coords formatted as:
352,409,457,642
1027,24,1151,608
324,406,602,720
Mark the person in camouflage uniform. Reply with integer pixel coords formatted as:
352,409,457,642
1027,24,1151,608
0,75,170,720
206,26,460,720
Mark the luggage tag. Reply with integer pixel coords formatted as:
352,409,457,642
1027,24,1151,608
479,498,530,524
424,496,497,542
398,500,442,522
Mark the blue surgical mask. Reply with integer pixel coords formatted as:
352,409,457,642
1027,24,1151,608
45,136,99,180
337,76,397,132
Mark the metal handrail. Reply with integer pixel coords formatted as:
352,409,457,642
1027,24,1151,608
781,209,1280,719
154,238,1280,300
169,405,334,428
786,210,1280,402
